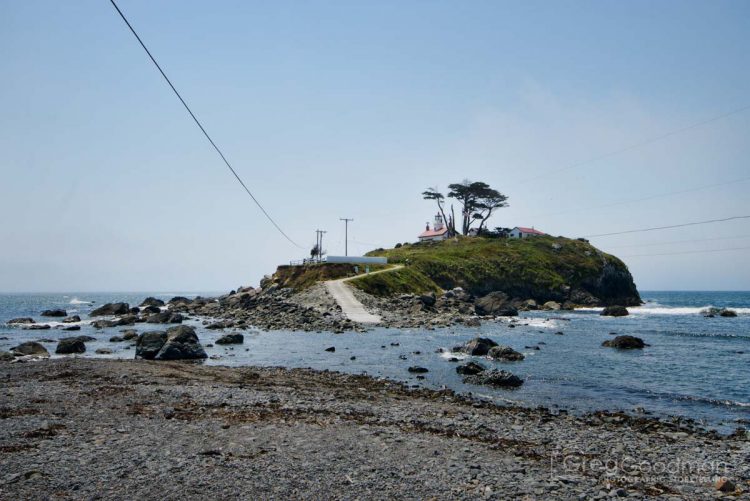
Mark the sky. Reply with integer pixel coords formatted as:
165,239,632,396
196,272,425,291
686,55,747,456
1,0,749,292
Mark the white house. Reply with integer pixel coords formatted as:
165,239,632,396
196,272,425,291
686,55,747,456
418,213,449,242
509,226,546,239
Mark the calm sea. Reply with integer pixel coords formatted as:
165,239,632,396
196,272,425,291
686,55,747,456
1,290,748,432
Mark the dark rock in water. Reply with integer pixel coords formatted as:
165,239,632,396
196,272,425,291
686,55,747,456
24,324,51,330
463,369,523,388
325,346,336,352
95,348,113,355
90,303,130,317
154,325,207,360
110,336,124,342
206,321,232,330
121,330,139,341
463,317,481,327
475,291,518,317
168,296,191,305
408,366,428,373
141,297,165,307
456,361,486,375
7,317,35,325
453,337,498,356
601,305,629,317
418,292,436,307
62,315,81,323
41,309,67,317
0,351,14,361
487,345,525,361
10,341,50,357
720,309,738,318
56,337,87,354
216,333,244,345
140,305,161,315
91,319,115,329
135,331,168,360
602,335,646,349
145,312,184,324
62,325,81,331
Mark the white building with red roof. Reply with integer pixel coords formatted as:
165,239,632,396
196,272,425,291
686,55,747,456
509,226,546,239
418,214,449,242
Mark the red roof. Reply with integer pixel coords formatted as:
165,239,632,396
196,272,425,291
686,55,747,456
515,227,546,235
419,227,448,238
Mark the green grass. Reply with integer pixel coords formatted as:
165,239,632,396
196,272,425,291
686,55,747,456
273,263,388,290
348,266,441,296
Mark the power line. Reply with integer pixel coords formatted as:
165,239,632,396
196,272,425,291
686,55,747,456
531,175,750,220
583,215,750,238
605,234,750,249
622,246,750,258
518,104,750,184
108,0,302,249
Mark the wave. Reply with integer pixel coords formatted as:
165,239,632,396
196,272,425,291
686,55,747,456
640,389,750,409
69,298,93,305
577,304,750,316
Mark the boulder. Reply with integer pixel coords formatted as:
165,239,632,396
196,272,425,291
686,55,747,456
140,305,161,315
456,361,486,375
109,336,124,342
521,299,538,311
62,325,81,331
719,309,738,318
215,333,244,345
701,307,721,317
407,366,429,373
463,369,523,388
0,351,14,362
10,341,50,358
475,292,518,317
716,478,736,493
542,301,561,311
62,315,81,323
602,335,646,349
168,296,191,305
121,330,139,341
95,348,113,355
154,325,207,360
24,324,51,330
324,346,336,352
487,345,525,361
7,317,35,325
55,337,87,354
145,311,184,324
135,331,168,360
140,297,165,307
418,292,436,307
453,337,498,356
41,309,67,317
90,302,130,317
601,305,629,317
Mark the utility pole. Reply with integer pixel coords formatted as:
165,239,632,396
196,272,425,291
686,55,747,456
316,229,327,262
340,218,353,256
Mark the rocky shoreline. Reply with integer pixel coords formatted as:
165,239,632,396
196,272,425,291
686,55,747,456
1,358,747,500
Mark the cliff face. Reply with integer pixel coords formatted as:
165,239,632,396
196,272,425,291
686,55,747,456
359,236,641,306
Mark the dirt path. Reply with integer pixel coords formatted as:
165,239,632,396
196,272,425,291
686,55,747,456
324,265,403,324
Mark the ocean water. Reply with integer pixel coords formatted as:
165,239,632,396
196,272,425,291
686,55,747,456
1,291,748,432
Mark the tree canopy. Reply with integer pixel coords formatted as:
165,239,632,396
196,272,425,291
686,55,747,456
422,180,508,236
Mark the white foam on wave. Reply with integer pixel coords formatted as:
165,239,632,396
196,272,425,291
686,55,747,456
578,303,750,316
439,351,467,360
69,298,93,305
521,317,563,329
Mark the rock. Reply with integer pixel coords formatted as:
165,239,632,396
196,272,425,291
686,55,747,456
145,311,184,324
601,305,629,317
715,478,736,493
41,309,67,317
602,335,646,349
454,337,498,356
418,292,436,307
407,366,428,373
7,317,35,325
62,315,81,323
464,317,481,327
487,345,525,361
154,325,207,360
55,337,87,354
216,333,244,345
522,299,538,310
463,369,523,388
140,305,161,315
542,301,561,311
325,346,336,352
475,291,518,316
140,297,165,307
0,351,14,361
168,296,191,305
24,324,51,330
719,308,738,317
456,361,486,375
95,348,113,355
10,341,50,357
121,330,139,341
62,325,81,331
90,302,130,317
135,331,168,360
109,336,124,342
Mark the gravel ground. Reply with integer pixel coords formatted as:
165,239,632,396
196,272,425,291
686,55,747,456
1,358,748,500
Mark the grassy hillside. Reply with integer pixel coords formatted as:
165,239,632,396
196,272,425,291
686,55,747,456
272,263,388,290
351,236,640,306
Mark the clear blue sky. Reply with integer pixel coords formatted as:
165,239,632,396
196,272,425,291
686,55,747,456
1,0,748,292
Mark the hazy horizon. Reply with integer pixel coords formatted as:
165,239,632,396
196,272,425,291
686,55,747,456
2,0,749,292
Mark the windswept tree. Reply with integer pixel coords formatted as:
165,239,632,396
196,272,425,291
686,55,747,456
421,187,455,235
446,180,509,235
